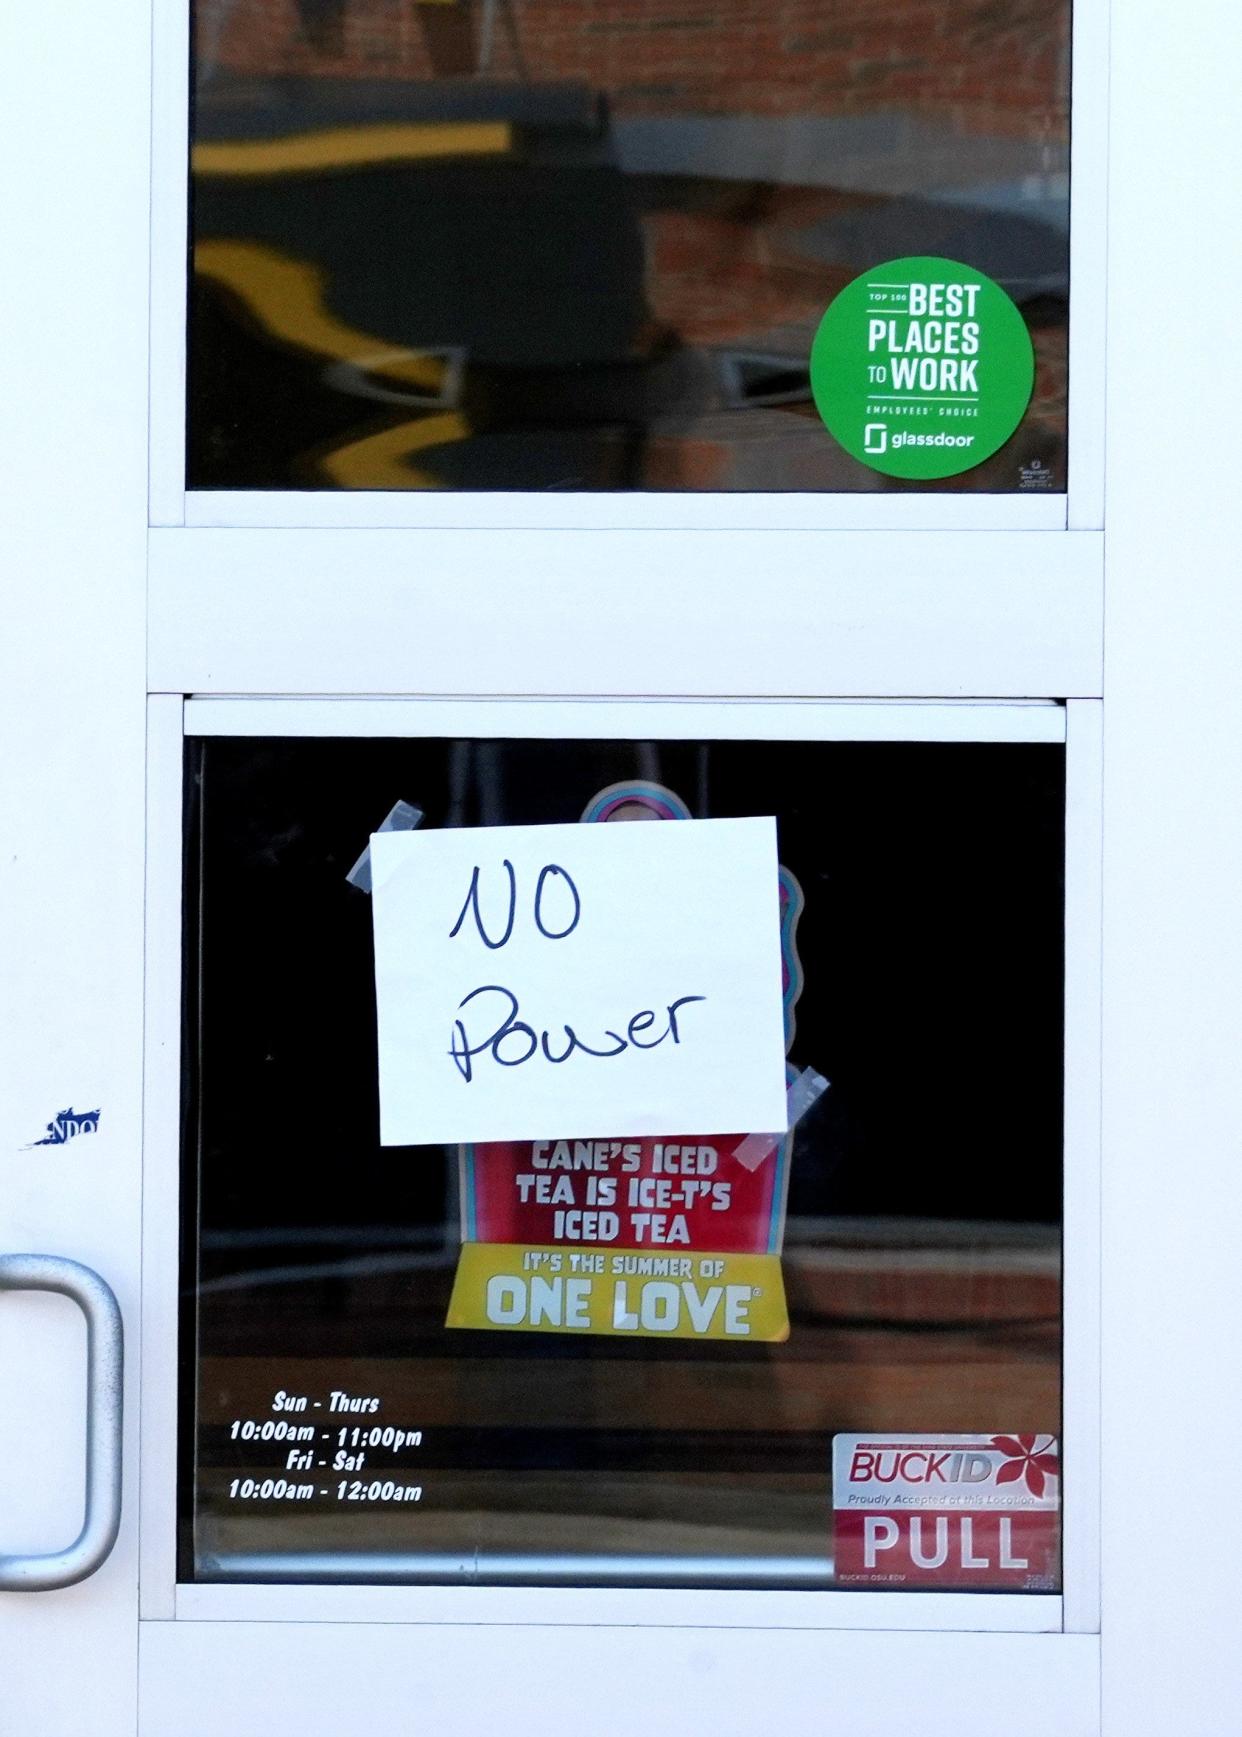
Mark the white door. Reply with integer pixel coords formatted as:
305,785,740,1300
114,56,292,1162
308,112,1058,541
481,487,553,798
3,0,1240,1729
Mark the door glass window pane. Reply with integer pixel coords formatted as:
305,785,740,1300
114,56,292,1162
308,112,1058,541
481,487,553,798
188,2,1070,493
181,733,1064,1589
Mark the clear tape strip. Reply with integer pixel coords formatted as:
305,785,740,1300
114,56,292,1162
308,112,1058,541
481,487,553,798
732,1067,830,1172
346,800,424,893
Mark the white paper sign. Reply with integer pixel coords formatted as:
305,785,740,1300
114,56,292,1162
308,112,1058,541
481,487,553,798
370,817,789,1147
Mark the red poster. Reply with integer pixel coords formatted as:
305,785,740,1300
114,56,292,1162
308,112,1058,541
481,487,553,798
461,1130,789,1255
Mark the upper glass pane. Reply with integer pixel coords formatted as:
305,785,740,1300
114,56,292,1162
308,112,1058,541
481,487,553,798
188,0,1070,493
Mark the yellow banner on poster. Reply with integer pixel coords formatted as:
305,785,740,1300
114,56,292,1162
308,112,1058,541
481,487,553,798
447,1243,789,1342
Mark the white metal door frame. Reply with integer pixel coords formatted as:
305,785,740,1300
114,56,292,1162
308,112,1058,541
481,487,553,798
139,693,1099,1643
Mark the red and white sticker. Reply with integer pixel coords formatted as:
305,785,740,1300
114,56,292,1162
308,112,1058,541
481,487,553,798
832,1433,1060,1590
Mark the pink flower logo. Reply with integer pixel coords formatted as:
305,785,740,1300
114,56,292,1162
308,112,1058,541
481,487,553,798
991,1434,1060,1497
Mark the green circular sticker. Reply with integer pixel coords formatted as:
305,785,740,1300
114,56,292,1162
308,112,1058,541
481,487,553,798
810,256,1034,479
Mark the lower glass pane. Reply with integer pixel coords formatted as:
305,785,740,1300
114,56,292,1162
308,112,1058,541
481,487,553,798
181,734,1064,1589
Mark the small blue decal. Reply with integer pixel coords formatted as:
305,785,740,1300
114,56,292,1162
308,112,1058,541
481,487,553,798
27,1106,101,1147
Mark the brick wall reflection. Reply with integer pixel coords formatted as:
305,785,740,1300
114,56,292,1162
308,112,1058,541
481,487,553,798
203,0,1067,146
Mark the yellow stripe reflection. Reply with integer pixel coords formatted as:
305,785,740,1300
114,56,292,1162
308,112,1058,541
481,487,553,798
194,240,446,393
319,414,470,489
193,121,512,178
194,240,467,487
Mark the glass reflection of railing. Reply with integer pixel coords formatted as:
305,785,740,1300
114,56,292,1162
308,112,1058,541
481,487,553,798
197,1224,456,1294
194,1549,834,1588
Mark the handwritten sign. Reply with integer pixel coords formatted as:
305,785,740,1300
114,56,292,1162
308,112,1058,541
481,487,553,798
371,818,788,1147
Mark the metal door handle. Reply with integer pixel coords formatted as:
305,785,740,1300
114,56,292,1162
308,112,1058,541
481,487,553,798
0,1255,123,1590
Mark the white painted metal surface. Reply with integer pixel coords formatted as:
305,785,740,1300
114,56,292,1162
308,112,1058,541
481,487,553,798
1061,701,1103,1635
147,0,189,529
0,11,148,1737
137,697,184,1624
1100,0,1242,1723
149,528,1104,700
139,1623,1101,1737
183,696,1068,743
182,491,1069,532
1065,0,1110,531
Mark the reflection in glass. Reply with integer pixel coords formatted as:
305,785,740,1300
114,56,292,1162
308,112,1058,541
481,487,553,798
182,736,1064,1587
188,0,1069,491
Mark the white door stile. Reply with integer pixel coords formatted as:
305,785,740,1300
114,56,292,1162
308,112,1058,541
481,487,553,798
1100,0,1242,1715
147,0,189,529
1065,0,1111,532
1061,700,1104,1633
138,695,187,1620
0,0,149,1727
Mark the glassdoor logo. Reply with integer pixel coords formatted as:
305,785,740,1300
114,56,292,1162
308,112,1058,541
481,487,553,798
864,423,887,454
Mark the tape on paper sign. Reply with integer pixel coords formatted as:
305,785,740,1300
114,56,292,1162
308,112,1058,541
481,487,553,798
346,800,424,894
732,1066,829,1172
832,1433,1060,1590
447,1243,790,1341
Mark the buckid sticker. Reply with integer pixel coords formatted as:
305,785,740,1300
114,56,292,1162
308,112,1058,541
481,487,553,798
832,1432,1060,1589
